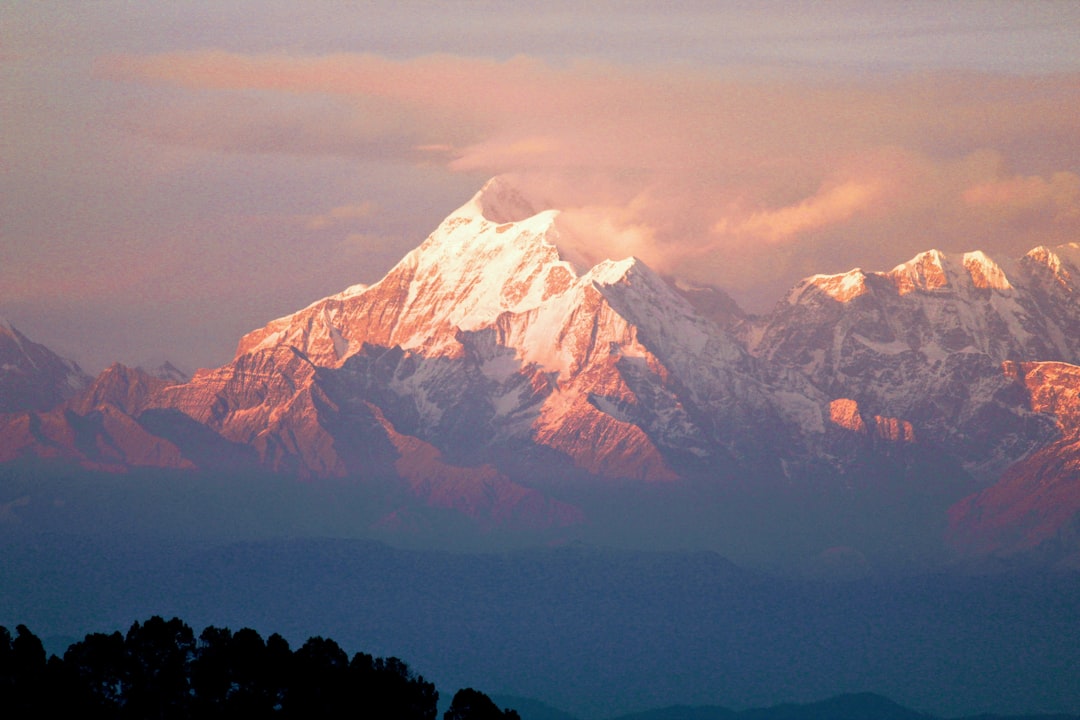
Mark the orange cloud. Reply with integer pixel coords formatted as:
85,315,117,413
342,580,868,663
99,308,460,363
963,171,1080,219
97,50,1080,309
719,180,882,243
554,203,659,272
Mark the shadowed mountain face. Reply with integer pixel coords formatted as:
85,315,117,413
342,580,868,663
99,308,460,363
947,361,1080,561
0,319,89,414
2,179,1080,561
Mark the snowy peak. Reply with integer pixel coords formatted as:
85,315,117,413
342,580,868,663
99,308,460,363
466,175,541,224
1023,243,1079,291
1025,245,1065,276
585,256,640,287
962,250,1011,291
885,248,1018,295
790,249,1015,305
240,177,676,367
885,249,951,294
795,269,870,304
218,178,773,483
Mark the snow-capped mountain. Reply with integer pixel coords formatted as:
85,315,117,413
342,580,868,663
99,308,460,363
172,177,781,482
0,318,90,413
750,245,1080,478
2,178,1079,558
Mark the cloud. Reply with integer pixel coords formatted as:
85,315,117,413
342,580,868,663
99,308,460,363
97,50,1080,308
718,180,882,243
304,202,377,230
963,171,1080,219
554,202,659,272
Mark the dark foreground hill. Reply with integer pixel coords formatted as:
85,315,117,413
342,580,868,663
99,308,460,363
602,693,1080,720
3,529,1079,720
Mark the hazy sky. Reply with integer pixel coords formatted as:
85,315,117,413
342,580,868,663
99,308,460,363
3,2,1080,372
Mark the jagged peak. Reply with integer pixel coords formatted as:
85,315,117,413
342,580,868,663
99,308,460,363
1023,243,1078,291
962,250,1012,290
883,247,1014,295
70,362,169,416
418,179,560,260
786,246,1022,305
886,248,950,294
460,176,543,224
807,269,869,303
585,256,690,305
784,268,867,305
136,359,191,383
1025,244,1062,270
586,256,641,286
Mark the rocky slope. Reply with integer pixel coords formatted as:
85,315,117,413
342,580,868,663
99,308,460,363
946,361,1080,559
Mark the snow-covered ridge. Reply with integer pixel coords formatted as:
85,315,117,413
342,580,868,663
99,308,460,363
241,176,640,365
12,176,1080,507
884,248,1018,295
465,176,540,224
794,270,869,303
962,250,1012,290
1024,244,1080,290
794,248,1023,305
886,249,951,294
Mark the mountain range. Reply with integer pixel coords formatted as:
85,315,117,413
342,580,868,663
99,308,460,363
2,177,1079,564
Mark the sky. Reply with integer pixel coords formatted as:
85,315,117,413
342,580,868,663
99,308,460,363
3,2,1080,373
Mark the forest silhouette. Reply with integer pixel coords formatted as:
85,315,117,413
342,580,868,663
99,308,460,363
0,616,518,719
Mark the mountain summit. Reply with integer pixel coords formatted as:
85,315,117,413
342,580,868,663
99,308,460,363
3,180,1080,560
0,318,89,413
188,178,770,483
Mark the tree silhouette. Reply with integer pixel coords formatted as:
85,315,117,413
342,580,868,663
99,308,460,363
445,688,521,720
286,635,353,717
0,617,464,720
62,630,128,717
123,616,196,719
191,625,290,718
1,624,51,719
354,653,438,720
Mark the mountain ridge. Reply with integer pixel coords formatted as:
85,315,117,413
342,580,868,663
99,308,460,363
2,178,1079,561
0,318,90,414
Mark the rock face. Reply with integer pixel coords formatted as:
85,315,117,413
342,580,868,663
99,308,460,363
2,178,1079,557
946,361,1080,558
0,318,90,413
0,363,192,471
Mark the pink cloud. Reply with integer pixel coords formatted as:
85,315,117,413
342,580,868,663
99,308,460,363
720,180,882,243
963,171,1080,218
97,50,1080,308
